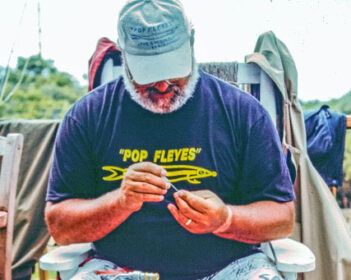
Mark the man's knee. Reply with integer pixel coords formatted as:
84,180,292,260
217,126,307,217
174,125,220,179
256,272,283,280
207,253,284,280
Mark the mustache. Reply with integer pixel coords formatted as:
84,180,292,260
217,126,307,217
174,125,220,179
145,84,180,96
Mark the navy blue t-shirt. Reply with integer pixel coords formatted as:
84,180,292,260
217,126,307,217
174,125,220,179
47,71,294,280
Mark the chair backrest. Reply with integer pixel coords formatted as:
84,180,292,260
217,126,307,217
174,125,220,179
237,63,277,128
0,134,23,280
100,58,123,86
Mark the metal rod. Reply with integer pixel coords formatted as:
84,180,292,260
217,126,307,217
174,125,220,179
169,182,179,192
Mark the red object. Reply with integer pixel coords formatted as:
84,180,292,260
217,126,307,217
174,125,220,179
95,267,133,275
79,256,94,267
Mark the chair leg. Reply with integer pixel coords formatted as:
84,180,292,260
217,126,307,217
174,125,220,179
38,266,48,280
38,247,49,280
281,271,297,280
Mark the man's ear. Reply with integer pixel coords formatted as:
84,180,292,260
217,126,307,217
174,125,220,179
190,28,195,46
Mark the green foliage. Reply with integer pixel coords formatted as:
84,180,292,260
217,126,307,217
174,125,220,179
300,90,351,114
0,54,86,119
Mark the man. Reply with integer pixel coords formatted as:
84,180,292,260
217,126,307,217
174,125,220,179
45,0,295,279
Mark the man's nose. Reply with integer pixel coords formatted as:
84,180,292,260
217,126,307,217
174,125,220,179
154,81,169,92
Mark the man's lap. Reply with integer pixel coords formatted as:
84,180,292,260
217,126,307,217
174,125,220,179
71,258,117,280
203,253,283,280
71,253,283,280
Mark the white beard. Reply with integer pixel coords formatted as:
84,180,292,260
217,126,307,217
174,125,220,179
122,61,199,114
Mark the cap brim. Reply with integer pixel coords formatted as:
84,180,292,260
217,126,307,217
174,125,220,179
125,40,192,85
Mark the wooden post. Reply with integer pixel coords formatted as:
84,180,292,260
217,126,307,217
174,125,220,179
38,247,48,280
330,186,338,198
347,115,351,129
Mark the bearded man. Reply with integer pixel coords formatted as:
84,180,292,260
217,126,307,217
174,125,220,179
45,0,295,279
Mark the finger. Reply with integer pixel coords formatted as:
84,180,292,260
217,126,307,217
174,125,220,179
167,203,181,222
174,194,206,221
128,181,167,195
175,190,209,213
191,190,224,205
190,190,214,199
167,204,192,225
130,162,167,177
127,170,169,190
167,204,199,232
135,192,164,203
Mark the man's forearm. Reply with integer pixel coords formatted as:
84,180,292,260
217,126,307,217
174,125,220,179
214,201,295,244
46,162,169,245
45,188,133,245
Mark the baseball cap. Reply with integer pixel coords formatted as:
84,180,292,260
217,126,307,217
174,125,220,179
117,0,193,85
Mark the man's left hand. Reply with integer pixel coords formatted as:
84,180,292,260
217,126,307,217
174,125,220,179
167,190,229,234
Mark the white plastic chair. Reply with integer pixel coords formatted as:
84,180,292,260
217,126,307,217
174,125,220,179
40,243,92,280
237,62,316,279
261,239,315,280
39,63,316,279
39,238,315,280
237,62,277,128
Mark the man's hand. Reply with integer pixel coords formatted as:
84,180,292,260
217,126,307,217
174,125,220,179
45,162,169,245
116,162,170,212
167,190,229,234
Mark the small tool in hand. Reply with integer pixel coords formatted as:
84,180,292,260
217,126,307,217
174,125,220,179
169,182,179,192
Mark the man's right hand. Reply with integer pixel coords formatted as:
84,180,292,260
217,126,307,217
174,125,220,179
45,162,170,245
116,162,170,212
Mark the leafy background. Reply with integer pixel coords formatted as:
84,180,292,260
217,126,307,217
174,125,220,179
0,54,86,119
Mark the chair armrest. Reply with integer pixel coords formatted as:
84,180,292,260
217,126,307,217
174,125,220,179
39,243,93,272
261,238,315,273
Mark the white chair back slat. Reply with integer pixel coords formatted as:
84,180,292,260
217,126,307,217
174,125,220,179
100,58,123,86
259,70,277,128
237,63,277,128
237,63,261,83
0,133,23,280
0,136,8,156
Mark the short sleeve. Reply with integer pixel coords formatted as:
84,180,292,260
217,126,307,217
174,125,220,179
46,115,97,202
237,114,295,204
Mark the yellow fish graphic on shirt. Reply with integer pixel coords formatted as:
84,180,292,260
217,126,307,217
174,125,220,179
102,165,217,184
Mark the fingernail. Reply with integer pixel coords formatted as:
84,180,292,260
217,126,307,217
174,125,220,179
178,190,184,196
161,169,167,176
166,182,171,189
167,204,175,211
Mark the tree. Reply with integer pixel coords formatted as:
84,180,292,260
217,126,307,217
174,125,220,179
0,54,86,119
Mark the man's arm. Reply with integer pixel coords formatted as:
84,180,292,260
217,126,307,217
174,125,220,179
214,200,295,243
45,191,132,245
168,190,295,244
45,162,169,245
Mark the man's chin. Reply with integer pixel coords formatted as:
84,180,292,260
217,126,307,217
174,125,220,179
136,93,181,114
147,96,175,113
